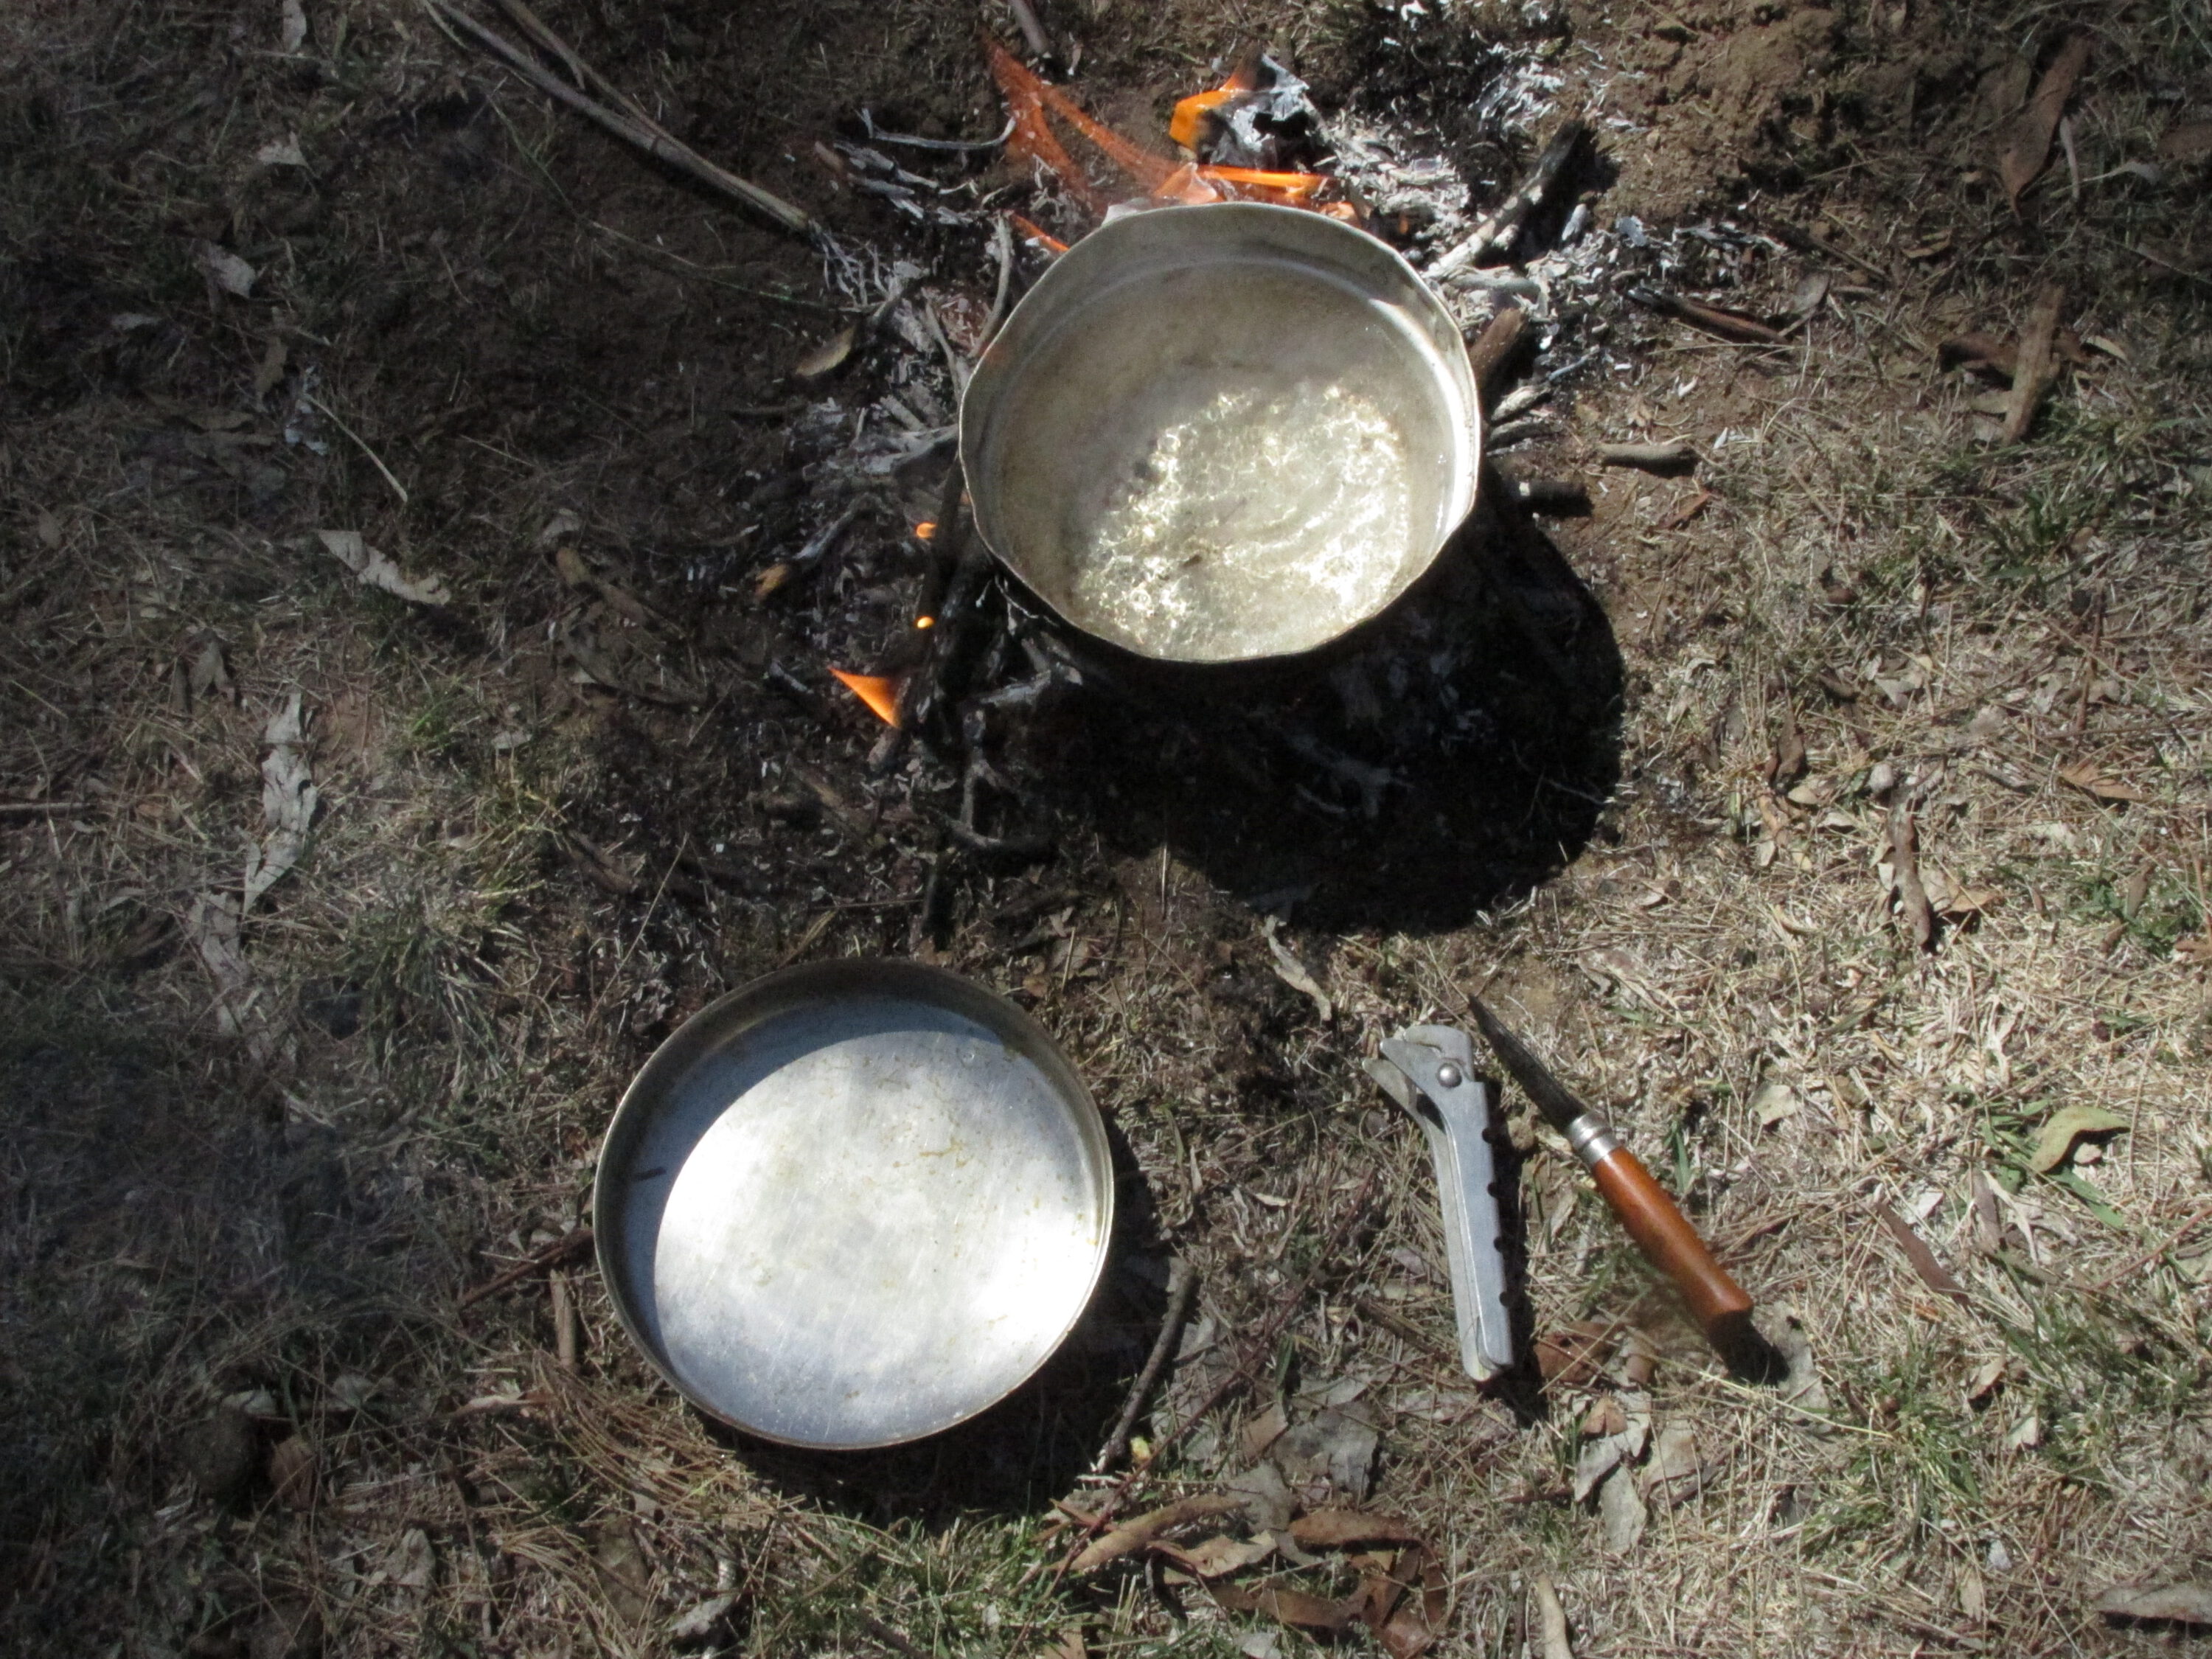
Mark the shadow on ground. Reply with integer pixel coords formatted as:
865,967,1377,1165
1010,486,1624,934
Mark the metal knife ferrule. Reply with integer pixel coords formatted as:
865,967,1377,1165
1564,1113,1621,1169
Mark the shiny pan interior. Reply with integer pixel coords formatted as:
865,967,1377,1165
594,959,1114,1450
961,202,1481,663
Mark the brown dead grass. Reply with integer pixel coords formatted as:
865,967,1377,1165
4,0,2211,1656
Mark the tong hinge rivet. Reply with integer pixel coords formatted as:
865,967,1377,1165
1435,1062,1463,1088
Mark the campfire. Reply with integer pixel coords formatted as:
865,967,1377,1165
758,32,1628,932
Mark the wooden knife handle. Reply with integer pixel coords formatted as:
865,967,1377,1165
1587,1144,1753,1339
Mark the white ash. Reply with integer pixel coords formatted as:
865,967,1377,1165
1322,116,1474,254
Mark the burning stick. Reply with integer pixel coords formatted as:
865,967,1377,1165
1427,119,1585,280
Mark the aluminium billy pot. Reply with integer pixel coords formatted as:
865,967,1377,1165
959,201,1481,664
594,959,1113,1450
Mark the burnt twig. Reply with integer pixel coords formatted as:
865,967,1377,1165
1428,119,1585,279
1093,1258,1198,1472
1626,285,1787,345
1467,305,1528,403
1004,0,1054,62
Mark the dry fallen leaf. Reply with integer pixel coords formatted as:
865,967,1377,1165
187,633,234,706
1239,1401,1289,1463
2000,283,2065,442
1965,1355,2008,1405
2057,759,2148,802
243,693,317,915
1262,917,1332,1023
1997,34,2091,211
1287,1509,1423,1550
1209,1579,1360,1633
1571,1404,1649,1504
1752,1077,1800,1127
2094,1582,2212,1625
2158,122,2212,165
793,323,856,381
2173,933,2212,966
2027,1103,2128,1173
1154,1533,1276,1579
197,240,257,298
1597,1461,1648,1552
1366,1543,1447,1659
1535,1319,1610,1387
1639,1421,1713,1508
1071,1494,1242,1573
1530,1571,1575,1659
317,529,451,606
268,1433,315,1509
1581,1395,1626,1438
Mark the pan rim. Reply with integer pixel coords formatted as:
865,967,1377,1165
591,957,1116,1451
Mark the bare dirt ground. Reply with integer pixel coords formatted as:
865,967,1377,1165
4,1,2211,1655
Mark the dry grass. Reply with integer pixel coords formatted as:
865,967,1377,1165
5,0,2211,1655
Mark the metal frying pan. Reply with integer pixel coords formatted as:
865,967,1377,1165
594,959,1113,1450
960,202,1481,664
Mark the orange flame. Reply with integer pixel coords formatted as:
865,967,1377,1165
1009,212,1068,255
987,38,1179,205
831,669,905,728
1197,165,1328,203
913,521,937,540
1169,58,1262,153
984,40,1349,243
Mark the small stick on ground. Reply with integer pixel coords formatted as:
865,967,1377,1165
1626,285,1787,345
2091,1198,2212,1290
1093,1256,1197,1472
1069,1493,1243,1574
549,1270,579,1368
302,392,410,503
855,1613,927,1659
460,1225,594,1307
2000,284,2065,442
422,0,814,237
1467,306,1528,404
1888,799,1937,953
1428,119,1585,279
1005,0,1054,61
1596,439,1697,473
1048,1171,1379,1585
0,801,90,816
